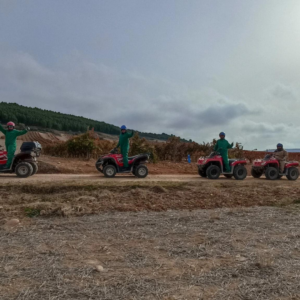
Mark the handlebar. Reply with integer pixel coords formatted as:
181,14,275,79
110,148,119,154
208,151,221,158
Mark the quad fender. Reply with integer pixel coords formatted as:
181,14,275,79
132,155,149,166
102,157,119,170
285,161,299,168
231,160,247,166
200,161,222,170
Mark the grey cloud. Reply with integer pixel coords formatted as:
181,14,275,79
164,103,255,131
267,83,297,101
241,121,293,142
198,103,253,125
242,121,287,134
238,120,300,149
0,50,256,135
1,49,297,148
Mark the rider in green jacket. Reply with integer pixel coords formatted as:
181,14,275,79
214,132,234,172
0,122,28,169
116,125,134,168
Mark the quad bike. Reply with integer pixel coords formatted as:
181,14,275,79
197,151,247,180
95,149,150,178
0,142,42,178
251,154,299,180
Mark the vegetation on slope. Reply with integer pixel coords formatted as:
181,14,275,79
0,102,187,141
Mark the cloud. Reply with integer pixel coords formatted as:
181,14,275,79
239,120,300,149
242,121,288,136
1,49,299,149
0,50,256,136
267,83,298,101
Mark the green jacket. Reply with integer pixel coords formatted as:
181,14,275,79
0,124,28,149
116,131,134,153
214,139,233,157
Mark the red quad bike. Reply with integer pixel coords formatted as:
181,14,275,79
197,151,247,180
251,154,299,180
0,142,42,178
95,149,150,178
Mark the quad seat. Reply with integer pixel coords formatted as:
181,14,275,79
128,154,149,161
128,155,140,161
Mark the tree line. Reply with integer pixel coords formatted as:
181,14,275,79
0,102,189,141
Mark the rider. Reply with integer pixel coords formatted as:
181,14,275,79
0,122,29,169
116,125,134,169
273,143,288,173
214,132,234,172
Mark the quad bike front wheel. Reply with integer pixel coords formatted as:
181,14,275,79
135,165,148,178
265,167,278,180
198,168,206,177
286,167,299,181
103,165,117,178
233,165,247,180
30,162,38,175
251,168,263,178
15,162,33,178
206,165,221,179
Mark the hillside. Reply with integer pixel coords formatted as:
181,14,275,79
0,102,188,142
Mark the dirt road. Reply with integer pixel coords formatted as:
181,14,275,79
1,173,299,183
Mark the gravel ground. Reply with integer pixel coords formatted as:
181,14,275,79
1,206,300,300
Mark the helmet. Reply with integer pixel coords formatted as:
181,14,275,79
7,122,15,127
277,143,283,148
120,125,127,130
219,132,225,136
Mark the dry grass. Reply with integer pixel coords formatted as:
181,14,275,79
0,180,300,220
1,206,300,299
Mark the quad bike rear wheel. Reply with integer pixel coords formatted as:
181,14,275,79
286,167,299,181
103,165,117,178
265,167,278,180
206,165,221,179
30,162,38,175
198,168,206,177
135,165,148,178
15,162,33,178
251,168,263,178
233,165,247,180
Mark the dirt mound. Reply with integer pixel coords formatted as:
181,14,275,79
151,185,168,193
17,131,73,146
38,161,62,174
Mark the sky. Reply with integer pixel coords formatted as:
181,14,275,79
0,0,300,150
